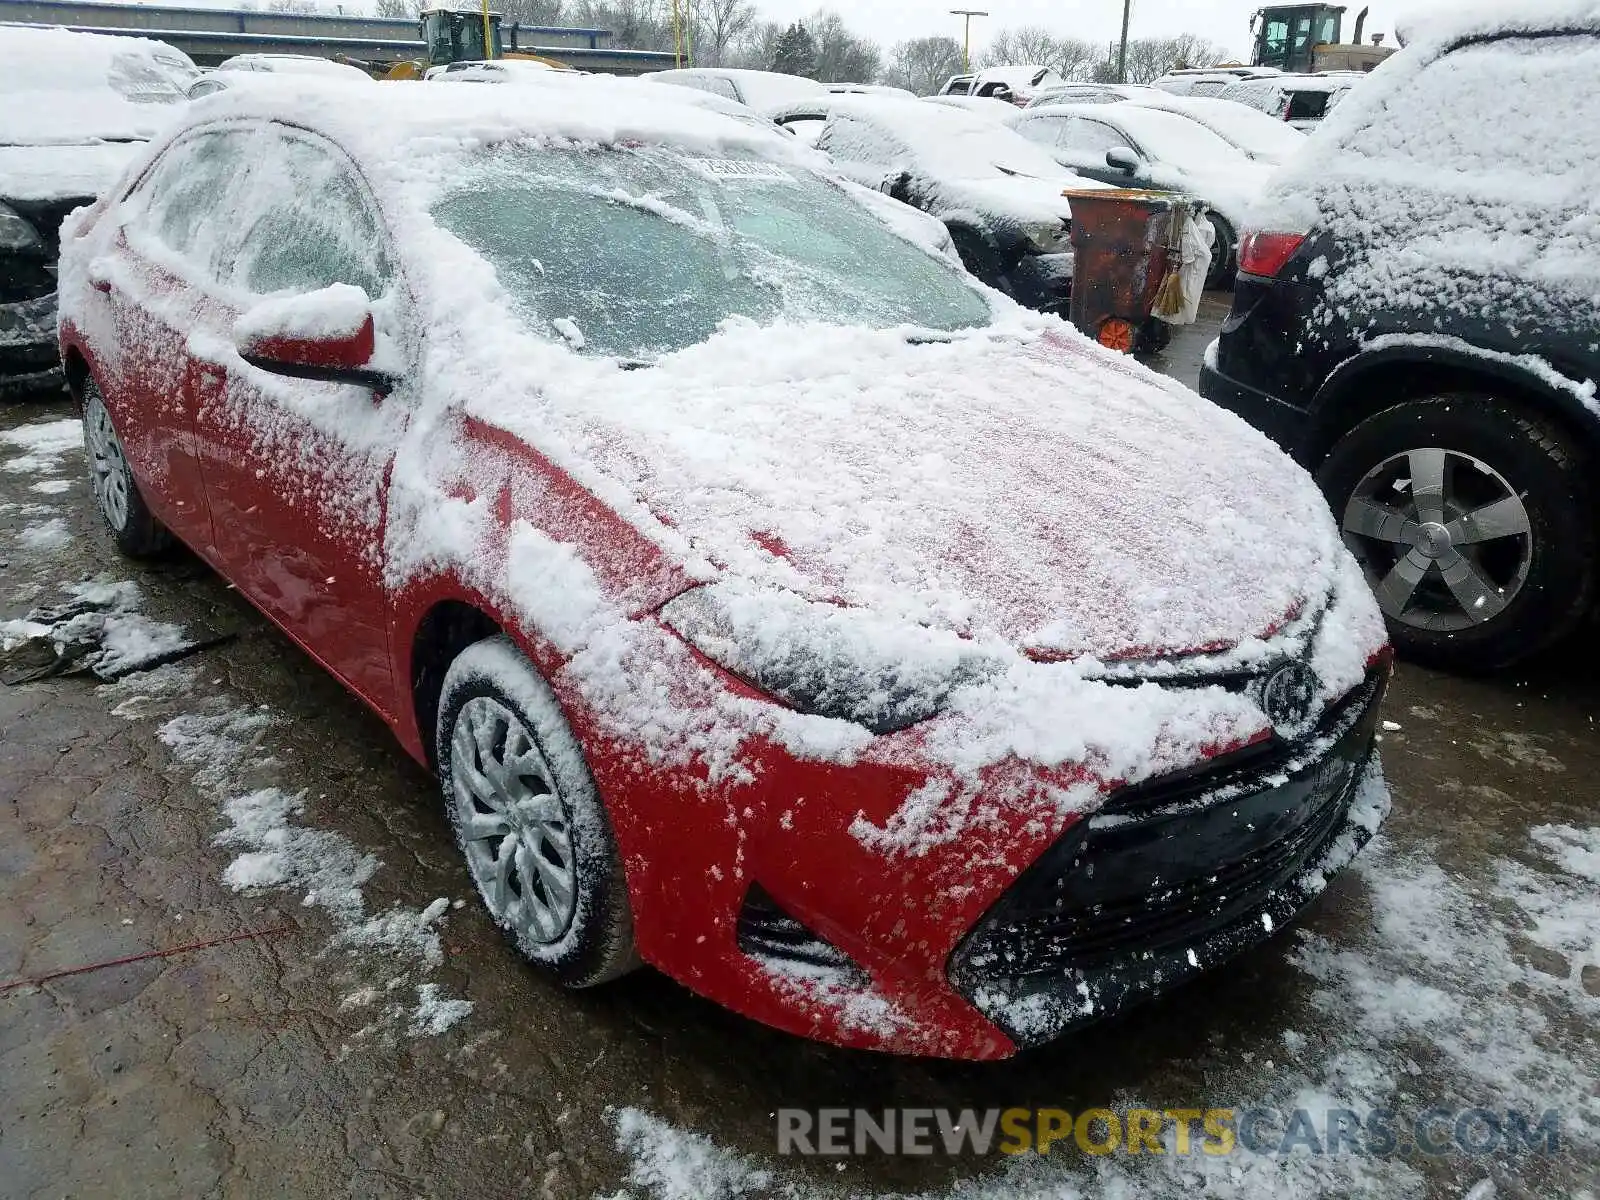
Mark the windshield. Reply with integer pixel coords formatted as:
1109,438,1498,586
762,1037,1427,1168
432,145,992,359
5,47,186,104
1113,107,1244,170
1169,98,1304,161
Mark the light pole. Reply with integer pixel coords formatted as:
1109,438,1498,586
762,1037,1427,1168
950,9,988,74
1116,0,1132,82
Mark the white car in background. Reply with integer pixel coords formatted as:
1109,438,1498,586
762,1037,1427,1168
0,26,191,392
640,67,826,110
1152,65,1282,97
920,94,1025,124
937,65,1063,106
1012,101,1275,283
424,59,571,82
1026,89,1308,166
189,53,373,98
1218,73,1357,130
785,95,1105,312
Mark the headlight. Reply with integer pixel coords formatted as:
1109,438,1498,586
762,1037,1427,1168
659,582,1002,734
0,202,42,253
1021,216,1071,255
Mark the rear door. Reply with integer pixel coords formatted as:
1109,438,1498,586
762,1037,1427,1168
187,123,408,715
91,127,258,551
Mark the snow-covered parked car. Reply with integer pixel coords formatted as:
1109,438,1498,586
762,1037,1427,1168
1027,89,1308,167
938,65,1063,106
1218,73,1356,131
1012,101,1275,283
188,54,374,99
639,66,825,111
1201,7,1600,671
784,95,1106,313
59,80,1391,1059
1,26,190,394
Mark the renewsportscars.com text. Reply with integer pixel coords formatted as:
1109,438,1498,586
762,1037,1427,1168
776,1106,1564,1159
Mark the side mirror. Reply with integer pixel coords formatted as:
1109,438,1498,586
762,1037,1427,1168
234,283,397,395
1106,146,1140,173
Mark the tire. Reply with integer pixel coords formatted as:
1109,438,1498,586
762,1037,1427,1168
1135,316,1173,355
950,226,1010,293
1204,214,1236,289
1316,395,1597,671
436,635,638,987
81,379,171,558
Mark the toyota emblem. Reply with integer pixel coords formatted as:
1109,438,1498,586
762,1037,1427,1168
1256,661,1319,730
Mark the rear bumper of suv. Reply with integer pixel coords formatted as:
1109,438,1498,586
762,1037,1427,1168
1198,341,1310,455
948,664,1388,1048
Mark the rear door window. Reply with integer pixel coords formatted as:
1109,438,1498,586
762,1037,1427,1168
1285,89,1330,122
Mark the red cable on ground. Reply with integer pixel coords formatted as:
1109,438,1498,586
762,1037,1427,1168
0,925,293,994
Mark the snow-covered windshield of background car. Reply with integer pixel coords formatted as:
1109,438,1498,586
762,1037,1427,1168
5,46,186,105
432,145,993,359
1111,107,1245,171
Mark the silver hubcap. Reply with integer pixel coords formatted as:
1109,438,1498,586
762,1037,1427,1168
84,395,130,532
1342,447,1533,633
450,696,577,945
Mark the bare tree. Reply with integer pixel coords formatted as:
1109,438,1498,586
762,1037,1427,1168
882,34,964,95
808,9,880,83
980,26,1096,81
1119,33,1228,83
372,0,412,16
724,18,782,69
693,0,757,66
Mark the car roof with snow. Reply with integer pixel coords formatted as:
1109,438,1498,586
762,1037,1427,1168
184,75,802,162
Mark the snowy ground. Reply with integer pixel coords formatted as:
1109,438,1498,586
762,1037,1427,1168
1,375,1596,1199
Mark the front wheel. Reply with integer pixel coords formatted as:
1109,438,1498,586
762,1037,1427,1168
436,635,638,987
82,379,170,558
1317,395,1597,671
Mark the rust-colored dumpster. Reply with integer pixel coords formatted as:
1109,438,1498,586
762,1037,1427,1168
1062,187,1191,354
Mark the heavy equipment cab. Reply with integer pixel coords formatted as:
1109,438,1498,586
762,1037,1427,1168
421,7,505,65
1251,5,1344,73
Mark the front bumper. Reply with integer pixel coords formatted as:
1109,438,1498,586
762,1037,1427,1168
1,292,61,390
949,665,1388,1047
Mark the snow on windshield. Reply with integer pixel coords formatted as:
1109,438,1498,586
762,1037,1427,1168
823,97,1070,180
431,144,991,358
0,27,187,146
1105,105,1245,170
1154,96,1306,162
1255,13,1600,326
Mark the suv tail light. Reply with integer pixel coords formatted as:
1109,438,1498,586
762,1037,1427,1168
1237,230,1306,279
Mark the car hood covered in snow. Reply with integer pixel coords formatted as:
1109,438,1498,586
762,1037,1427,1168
466,319,1343,665
0,142,144,204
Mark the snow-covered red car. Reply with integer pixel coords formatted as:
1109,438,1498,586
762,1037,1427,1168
59,80,1392,1060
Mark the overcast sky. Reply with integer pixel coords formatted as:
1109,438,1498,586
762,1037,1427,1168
754,1,1410,61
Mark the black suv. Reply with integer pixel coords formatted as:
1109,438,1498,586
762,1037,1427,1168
1201,17,1599,671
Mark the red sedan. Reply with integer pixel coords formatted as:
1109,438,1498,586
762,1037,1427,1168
58,80,1391,1059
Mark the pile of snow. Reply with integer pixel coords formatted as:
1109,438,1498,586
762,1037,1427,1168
142,697,474,1040
0,420,83,475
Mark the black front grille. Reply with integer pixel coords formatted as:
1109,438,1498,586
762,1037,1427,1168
953,668,1384,984
737,883,865,978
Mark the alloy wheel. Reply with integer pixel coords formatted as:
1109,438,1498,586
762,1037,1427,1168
1341,446,1533,633
84,394,130,532
450,696,578,945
